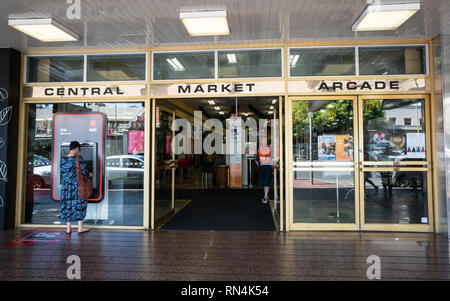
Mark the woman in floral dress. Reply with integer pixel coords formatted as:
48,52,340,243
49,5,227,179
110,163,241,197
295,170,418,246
60,141,91,234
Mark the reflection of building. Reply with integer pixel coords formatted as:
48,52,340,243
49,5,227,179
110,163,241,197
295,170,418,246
35,104,144,138
385,103,423,129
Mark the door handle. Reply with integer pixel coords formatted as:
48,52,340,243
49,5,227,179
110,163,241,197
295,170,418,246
169,160,177,169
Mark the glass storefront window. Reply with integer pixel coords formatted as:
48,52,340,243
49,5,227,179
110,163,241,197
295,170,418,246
292,100,354,162
289,48,355,76
292,99,355,223
364,171,428,224
153,52,215,80
363,98,426,162
26,56,84,83
218,49,282,78
87,54,146,81
359,46,426,75
24,102,145,226
293,170,355,223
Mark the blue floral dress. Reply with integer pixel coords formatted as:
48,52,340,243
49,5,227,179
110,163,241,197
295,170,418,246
60,155,89,223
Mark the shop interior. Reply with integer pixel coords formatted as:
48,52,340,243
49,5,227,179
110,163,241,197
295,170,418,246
154,97,280,230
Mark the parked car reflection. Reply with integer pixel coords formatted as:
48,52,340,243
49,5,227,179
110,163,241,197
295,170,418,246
106,155,144,188
31,155,51,188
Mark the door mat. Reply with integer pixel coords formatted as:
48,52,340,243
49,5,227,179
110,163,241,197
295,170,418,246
6,230,68,246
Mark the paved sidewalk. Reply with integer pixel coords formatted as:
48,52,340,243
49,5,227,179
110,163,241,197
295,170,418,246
0,229,449,281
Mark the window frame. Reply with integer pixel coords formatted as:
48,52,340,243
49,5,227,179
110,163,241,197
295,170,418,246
357,44,429,77
217,47,284,80
288,45,358,78
151,47,284,81
151,49,216,82
288,44,429,78
24,53,86,84
85,52,148,83
24,52,148,84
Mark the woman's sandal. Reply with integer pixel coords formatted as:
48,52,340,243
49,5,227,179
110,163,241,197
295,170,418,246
78,228,90,234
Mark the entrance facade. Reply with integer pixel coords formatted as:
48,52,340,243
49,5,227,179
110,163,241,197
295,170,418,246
151,97,283,231
13,41,442,233
287,94,432,232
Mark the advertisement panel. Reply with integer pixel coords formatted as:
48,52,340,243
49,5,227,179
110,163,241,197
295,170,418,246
52,112,106,202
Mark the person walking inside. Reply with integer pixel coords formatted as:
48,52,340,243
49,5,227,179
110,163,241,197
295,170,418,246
60,141,91,235
255,137,273,204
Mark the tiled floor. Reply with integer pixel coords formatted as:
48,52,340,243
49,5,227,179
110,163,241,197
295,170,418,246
0,229,449,281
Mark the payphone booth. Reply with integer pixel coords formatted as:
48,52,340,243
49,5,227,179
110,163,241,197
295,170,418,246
52,112,106,206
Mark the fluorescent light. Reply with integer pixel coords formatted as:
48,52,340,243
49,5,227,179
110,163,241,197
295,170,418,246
272,99,278,104
352,3,420,31
166,58,185,71
268,111,273,114
208,100,216,105
290,54,300,67
214,106,221,111
227,53,237,64
219,111,225,115
8,18,79,42
180,10,230,36
269,106,274,110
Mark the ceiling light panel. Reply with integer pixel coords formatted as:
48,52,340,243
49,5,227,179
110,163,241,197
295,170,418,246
352,3,420,31
180,10,230,36
8,18,79,42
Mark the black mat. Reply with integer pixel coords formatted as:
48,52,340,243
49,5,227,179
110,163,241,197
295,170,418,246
161,189,275,231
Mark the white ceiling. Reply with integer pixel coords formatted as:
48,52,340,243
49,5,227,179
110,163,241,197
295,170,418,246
0,0,448,51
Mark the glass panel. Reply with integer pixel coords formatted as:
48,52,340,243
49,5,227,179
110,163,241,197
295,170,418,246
27,56,84,83
289,48,355,76
24,102,145,226
218,49,282,78
359,46,426,75
292,100,354,162
155,107,174,222
153,52,215,80
87,54,146,81
292,99,355,224
363,98,426,161
364,171,428,224
293,170,355,223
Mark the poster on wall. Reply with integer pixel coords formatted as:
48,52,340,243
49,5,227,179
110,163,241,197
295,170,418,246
406,133,426,159
128,130,144,154
318,135,336,160
389,136,406,158
335,135,353,161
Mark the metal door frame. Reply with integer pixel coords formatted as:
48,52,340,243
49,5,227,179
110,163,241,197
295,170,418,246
358,94,433,232
286,95,360,231
286,94,434,232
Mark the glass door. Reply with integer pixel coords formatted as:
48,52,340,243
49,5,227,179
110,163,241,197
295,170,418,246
358,95,433,232
287,96,359,231
153,102,176,228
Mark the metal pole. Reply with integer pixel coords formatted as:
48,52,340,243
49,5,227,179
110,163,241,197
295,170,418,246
336,176,340,222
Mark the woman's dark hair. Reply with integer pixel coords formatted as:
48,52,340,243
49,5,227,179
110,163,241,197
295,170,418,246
69,141,81,150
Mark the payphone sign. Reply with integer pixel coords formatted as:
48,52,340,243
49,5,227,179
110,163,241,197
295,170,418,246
52,113,106,202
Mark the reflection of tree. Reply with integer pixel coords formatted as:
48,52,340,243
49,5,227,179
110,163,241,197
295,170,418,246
363,99,388,130
292,100,353,137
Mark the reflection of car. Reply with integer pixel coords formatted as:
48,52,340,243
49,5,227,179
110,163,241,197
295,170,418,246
106,155,144,188
32,155,51,188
